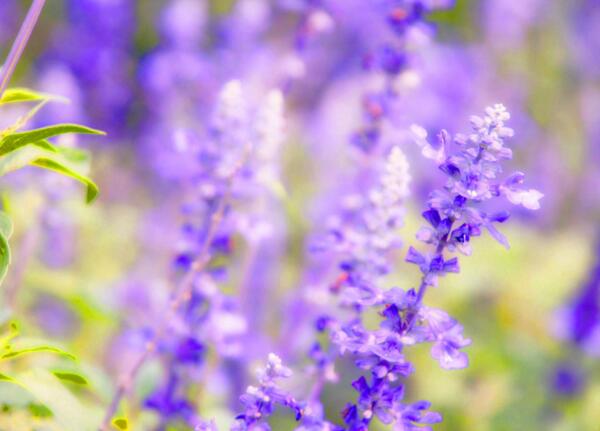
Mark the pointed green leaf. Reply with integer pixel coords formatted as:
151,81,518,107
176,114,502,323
14,369,97,431
0,137,58,157
0,321,18,348
1,345,76,360
0,211,13,239
0,226,10,286
0,123,105,152
28,403,53,417
0,373,14,381
32,158,99,203
0,88,49,105
112,417,129,430
0,145,99,203
51,371,88,386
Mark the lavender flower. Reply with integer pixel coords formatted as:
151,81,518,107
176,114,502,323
349,0,453,153
143,80,290,428
321,146,411,290
313,104,541,429
232,353,302,430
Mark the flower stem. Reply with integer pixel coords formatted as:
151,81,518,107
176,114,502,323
0,0,46,99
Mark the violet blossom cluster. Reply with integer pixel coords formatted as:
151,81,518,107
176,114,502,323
350,0,453,154
0,1,570,430
143,79,288,428
231,353,303,431
304,104,542,430
550,235,600,398
199,106,542,431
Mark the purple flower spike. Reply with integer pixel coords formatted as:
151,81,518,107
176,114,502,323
327,105,539,429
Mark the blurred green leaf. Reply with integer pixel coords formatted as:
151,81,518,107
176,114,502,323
1,345,76,361
0,124,104,150
32,156,99,203
0,88,55,105
112,417,129,430
0,144,99,203
0,212,14,286
52,371,88,386
0,137,58,157
0,321,18,348
0,224,10,286
0,211,13,239
0,373,14,382
28,402,53,417
14,368,96,431
0,87,69,106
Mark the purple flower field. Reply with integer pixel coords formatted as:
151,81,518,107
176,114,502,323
0,1,598,430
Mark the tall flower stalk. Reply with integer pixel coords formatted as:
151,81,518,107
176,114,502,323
0,0,46,98
291,104,542,430
101,80,289,429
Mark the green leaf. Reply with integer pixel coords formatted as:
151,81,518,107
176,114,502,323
32,157,99,203
0,145,99,203
0,123,105,153
112,417,129,430
28,402,53,417
0,373,14,382
0,211,13,239
0,88,49,105
1,345,76,361
0,137,58,158
0,321,18,348
51,371,88,386
0,225,10,286
14,369,98,431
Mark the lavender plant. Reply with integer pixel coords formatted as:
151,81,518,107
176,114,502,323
294,104,542,430
101,80,288,430
348,0,453,154
3,0,587,430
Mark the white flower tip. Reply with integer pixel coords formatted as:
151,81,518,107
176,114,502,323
266,89,284,109
267,352,281,362
410,124,428,141
308,9,334,33
522,189,543,210
222,79,243,97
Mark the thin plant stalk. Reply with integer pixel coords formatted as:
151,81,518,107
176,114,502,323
0,0,46,99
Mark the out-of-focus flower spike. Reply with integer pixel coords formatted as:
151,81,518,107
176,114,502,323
255,89,286,196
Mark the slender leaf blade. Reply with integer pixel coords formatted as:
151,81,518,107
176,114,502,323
32,158,99,203
1,345,76,360
15,369,98,431
51,371,88,386
0,145,99,203
0,211,13,239
0,123,105,152
0,321,18,348
0,88,49,105
0,225,10,286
